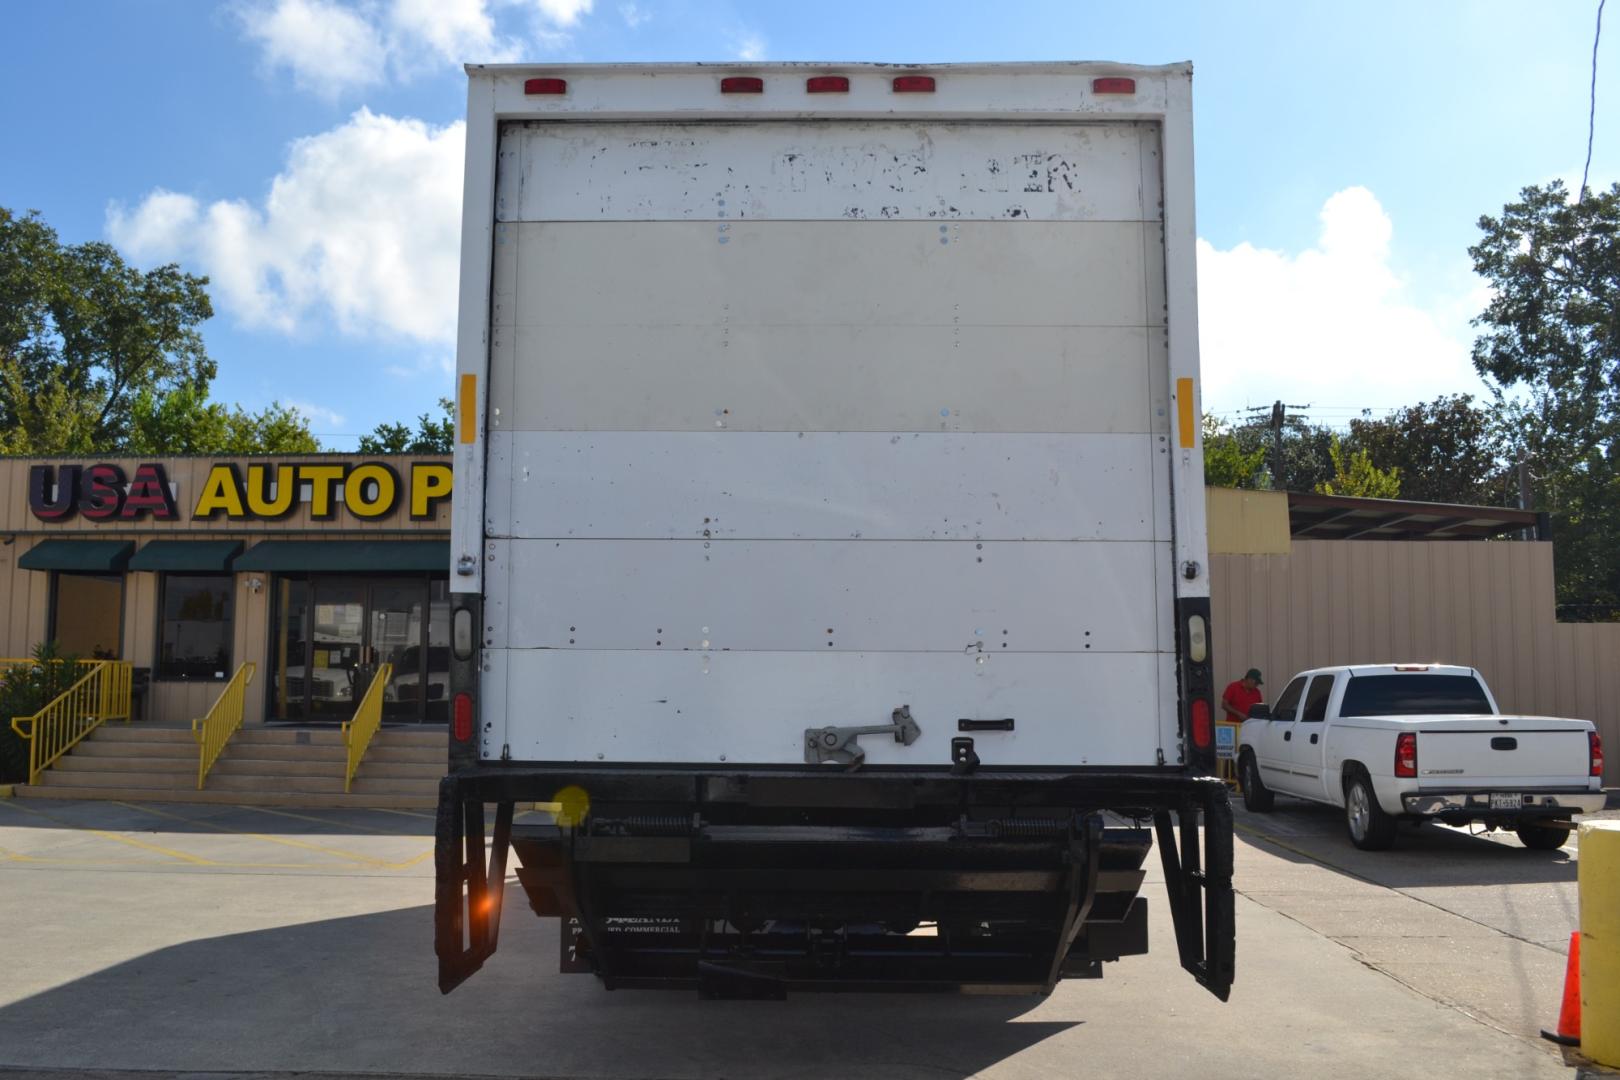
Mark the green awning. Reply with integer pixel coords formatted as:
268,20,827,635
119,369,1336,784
128,540,244,572
17,540,135,573
233,540,450,574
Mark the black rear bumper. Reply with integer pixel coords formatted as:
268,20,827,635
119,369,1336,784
434,766,1234,1000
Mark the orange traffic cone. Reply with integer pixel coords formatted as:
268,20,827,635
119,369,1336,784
1541,930,1581,1046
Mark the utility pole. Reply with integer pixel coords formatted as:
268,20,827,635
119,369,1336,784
1240,399,1312,490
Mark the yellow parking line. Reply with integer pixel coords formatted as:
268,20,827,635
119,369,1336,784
113,801,400,868
235,804,416,835
0,798,215,864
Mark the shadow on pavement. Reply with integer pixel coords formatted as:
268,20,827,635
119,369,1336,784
0,797,438,836
1235,798,1579,889
0,889,1069,1080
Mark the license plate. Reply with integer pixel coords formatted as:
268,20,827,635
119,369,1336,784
1490,793,1522,811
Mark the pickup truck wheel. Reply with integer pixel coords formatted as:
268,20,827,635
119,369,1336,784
1514,823,1572,851
1239,752,1274,812
1344,774,1397,851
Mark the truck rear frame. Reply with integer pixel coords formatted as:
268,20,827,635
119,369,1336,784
438,61,1232,1001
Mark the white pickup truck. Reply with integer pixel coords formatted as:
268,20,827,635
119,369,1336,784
1237,664,1604,851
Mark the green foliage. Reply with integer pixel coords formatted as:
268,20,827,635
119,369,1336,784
1344,395,1515,505
125,386,319,455
1202,416,1269,488
1470,181,1620,611
1315,435,1401,498
0,207,215,455
358,397,454,454
0,642,83,783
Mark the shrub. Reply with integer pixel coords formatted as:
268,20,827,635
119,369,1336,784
0,642,83,783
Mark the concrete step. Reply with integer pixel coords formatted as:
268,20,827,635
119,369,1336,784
212,757,346,778
39,768,437,797
89,726,194,744
75,739,201,759
14,784,435,810
55,755,195,774
216,743,347,763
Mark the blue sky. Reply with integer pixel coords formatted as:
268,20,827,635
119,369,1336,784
2,1,1614,444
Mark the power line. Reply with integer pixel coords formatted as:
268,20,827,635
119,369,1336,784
1581,0,1607,202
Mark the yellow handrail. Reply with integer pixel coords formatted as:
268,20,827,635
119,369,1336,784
341,663,393,794
191,663,257,790
8,660,134,785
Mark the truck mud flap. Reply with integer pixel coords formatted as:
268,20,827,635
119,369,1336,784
435,769,1233,1000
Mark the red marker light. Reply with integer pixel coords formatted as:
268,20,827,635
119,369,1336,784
453,693,474,742
1092,77,1136,95
1190,699,1212,749
721,76,764,94
892,75,935,93
806,75,849,93
1395,732,1418,778
524,78,567,95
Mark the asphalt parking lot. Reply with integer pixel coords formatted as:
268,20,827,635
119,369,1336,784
0,794,1608,1080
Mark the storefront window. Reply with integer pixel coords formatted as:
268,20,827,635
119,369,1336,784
157,575,233,680
51,573,123,659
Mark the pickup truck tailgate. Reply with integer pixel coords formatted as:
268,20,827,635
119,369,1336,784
1415,716,1593,789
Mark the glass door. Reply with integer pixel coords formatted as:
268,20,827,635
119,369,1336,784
308,581,366,719
271,574,450,723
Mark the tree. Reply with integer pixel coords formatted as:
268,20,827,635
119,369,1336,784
1470,181,1620,611
1343,395,1515,505
359,397,454,453
1202,415,1268,488
125,386,320,455
1314,435,1401,498
1,207,215,454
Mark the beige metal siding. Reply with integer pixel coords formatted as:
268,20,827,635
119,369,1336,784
1212,539,1618,783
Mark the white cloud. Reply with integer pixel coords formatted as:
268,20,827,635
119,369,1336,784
109,109,465,346
388,0,524,66
618,2,648,28
237,0,585,95
284,399,348,428
734,31,766,61
238,0,388,98
527,0,593,27
1197,186,1488,421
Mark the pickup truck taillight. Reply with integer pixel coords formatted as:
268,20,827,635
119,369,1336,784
1394,731,1418,778
1593,731,1605,778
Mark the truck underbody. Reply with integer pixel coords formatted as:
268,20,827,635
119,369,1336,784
435,766,1234,1001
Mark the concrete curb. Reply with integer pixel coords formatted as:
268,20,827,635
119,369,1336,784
0,784,12,799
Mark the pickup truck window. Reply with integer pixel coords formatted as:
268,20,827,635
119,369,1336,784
1301,675,1335,722
1339,674,1493,717
1272,676,1306,721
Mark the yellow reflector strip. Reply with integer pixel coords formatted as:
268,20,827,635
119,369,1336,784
458,373,477,444
1176,377,1196,448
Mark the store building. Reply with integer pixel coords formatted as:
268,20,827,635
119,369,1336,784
0,455,453,729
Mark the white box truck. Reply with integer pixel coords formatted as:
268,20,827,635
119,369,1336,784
436,61,1234,1000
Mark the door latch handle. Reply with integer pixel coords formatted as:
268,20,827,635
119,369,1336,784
1283,731,1292,741
1310,733,1319,744
805,705,922,768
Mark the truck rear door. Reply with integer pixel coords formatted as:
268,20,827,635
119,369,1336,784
480,113,1184,768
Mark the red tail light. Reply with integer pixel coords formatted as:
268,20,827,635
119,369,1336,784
1592,731,1605,778
1092,77,1136,95
453,693,474,742
1190,699,1212,749
1395,732,1418,778
892,75,935,93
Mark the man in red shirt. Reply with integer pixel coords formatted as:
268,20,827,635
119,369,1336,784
1221,668,1265,723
